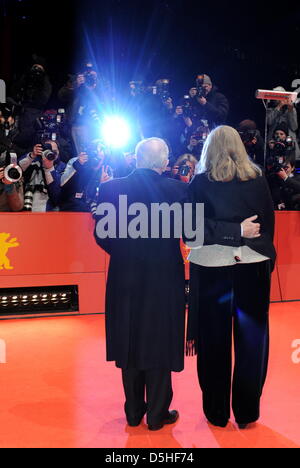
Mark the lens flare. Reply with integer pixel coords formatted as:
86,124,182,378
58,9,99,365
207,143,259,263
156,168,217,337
101,116,130,148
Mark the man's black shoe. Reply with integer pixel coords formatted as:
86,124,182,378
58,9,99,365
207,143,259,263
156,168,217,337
148,410,179,431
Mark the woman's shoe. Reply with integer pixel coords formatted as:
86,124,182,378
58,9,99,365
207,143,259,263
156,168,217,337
207,418,228,428
238,423,248,429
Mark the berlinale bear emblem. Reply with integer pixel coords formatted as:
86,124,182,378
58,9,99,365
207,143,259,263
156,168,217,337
0,233,19,270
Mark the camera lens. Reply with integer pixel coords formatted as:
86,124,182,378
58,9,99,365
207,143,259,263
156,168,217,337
179,165,190,176
7,167,20,180
43,150,56,161
24,190,34,211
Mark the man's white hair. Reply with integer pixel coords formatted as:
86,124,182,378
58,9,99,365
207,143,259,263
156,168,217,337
135,137,169,170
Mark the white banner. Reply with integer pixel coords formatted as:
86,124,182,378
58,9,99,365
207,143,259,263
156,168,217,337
0,79,6,103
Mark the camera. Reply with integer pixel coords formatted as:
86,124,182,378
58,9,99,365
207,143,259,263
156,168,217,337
178,164,191,176
267,155,287,173
181,95,192,116
156,79,170,102
272,137,287,157
36,109,65,142
23,183,48,211
84,141,106,169
273,135,293,155
31,65,44,76
196,74,206,98
28,65,45,84
0,152,22,183
41,143,57,161
267,136,294,173
131,79,171,103
23,185,34,211
83,63,97,87
268,136,294,172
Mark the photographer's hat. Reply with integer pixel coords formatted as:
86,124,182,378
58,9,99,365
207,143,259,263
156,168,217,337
238,119,257,131
274,122,289,136
31,54,47,70
203,74,212,86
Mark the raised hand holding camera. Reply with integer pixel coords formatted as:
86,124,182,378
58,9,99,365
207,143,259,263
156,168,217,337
189,136,200,147
277,168,288,181
31,144,43,159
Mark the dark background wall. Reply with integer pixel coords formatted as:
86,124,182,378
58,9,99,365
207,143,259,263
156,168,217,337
1,0,300,130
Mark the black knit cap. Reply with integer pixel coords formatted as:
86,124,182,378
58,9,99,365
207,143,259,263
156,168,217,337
31,54,47,70
274,122,289,137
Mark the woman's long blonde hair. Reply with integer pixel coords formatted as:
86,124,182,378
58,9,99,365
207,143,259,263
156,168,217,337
197,125,262,181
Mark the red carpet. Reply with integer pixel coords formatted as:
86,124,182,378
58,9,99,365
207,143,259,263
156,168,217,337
0,302,299,448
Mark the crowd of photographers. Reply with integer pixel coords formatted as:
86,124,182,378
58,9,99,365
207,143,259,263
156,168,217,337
1,55,300,213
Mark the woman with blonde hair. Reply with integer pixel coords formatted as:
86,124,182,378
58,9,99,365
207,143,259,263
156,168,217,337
187,125,276,429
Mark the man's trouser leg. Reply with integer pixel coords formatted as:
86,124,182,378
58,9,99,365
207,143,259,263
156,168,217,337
122,368,173,426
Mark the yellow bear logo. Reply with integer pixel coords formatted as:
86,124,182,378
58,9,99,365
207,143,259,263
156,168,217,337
0,233,19,270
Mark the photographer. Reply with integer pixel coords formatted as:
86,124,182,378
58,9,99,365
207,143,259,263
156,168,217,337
66,62,108,153
267,86,300,160
9,56,52,147
59,139,113,212
172,153,198,183
275,158,300,210
268,124,295,161
0,104,28,157
184,124,210,160
0,153,24,212
137,79,174,140
35,108,74,164
168,101,194,157
266,124,296,209
192,74,229,130
19,140,65,211
237,120,264,167
113,151,136,178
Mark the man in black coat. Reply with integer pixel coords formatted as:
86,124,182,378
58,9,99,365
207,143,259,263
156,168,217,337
193,74,229,130
93,137,260,431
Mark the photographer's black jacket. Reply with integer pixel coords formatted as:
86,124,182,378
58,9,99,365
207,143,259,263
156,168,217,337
279,173,300,209
283,174,300,192
0,127,27,156
59,157,92,212
10,74,52,110
194,86,229,129
69,85,104,126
